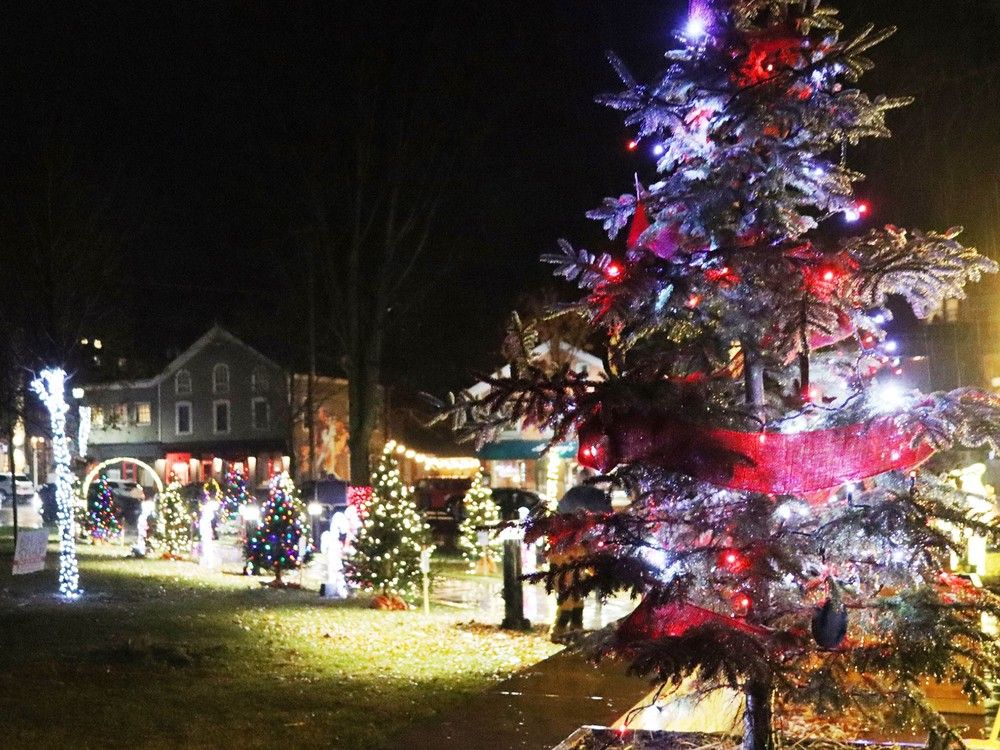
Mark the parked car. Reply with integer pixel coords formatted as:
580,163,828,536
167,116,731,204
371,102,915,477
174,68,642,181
413,477,472,523
490,488,544,521
107,479,145,502
0,473,35,501
413,478,545,523
299,477,350,532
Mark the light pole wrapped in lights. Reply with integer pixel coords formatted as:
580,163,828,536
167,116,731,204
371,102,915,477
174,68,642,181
30,368,81,598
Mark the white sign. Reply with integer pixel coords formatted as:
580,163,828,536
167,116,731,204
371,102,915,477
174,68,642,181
13,529,49,575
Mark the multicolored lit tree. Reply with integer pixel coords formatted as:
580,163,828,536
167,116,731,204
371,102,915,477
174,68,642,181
457,471,500,573
87,475,123,542
155,480,193,558
453,1,1000,747
246,472,305,585
346,447,430,598
222,468,251,519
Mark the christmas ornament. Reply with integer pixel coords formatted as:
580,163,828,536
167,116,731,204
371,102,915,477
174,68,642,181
811,580,848,650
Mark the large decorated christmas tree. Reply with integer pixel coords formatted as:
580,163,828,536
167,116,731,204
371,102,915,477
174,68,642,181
347,446,430,600
456,1,1000,746
246,472,305,584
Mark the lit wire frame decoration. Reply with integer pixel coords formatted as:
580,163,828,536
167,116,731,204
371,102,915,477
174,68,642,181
31,368,81,598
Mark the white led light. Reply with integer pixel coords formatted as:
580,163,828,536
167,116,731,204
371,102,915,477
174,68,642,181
30,369,81,598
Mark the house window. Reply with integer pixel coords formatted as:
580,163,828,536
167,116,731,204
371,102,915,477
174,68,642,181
252,397,269,430
175,369,192,395
134,402,152,425
213,364,230,394
176,402,193,435
110,404,127,427
251,366,269,392
91,406,105,428
214,400,231,434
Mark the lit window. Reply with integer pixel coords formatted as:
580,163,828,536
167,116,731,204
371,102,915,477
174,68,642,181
214,400,230,434
176,402,193,435
135,402,151,425
110,404,127,426
91,406,105,428
175,370,192,395
252,398,269,430
213,364,230,394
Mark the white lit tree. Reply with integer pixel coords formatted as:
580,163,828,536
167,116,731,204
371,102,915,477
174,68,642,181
155,480,192,558
346,447,429,599
30,368,80,598
457,471,500,573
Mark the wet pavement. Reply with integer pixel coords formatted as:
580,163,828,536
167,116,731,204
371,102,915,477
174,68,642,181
432,576,639,631
391,578,650,749
396,646,651,750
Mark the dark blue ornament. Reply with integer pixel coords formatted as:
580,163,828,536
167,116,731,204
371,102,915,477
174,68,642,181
811,582,848,650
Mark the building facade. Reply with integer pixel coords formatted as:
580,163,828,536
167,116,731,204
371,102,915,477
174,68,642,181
83,326,290,488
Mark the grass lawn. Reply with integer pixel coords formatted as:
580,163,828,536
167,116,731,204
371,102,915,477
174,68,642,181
0,532,558,749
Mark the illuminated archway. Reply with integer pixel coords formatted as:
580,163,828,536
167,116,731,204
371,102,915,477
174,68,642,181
82,457,164,498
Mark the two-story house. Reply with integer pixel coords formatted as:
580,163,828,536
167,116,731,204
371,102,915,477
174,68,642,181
83,326,290,488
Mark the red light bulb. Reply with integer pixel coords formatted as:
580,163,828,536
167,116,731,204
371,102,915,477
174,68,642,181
732,593,751,615
606,262,622,279
627,140,639,151
717,548,748,573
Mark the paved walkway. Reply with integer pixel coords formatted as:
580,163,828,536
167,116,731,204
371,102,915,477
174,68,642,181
397,647,651,749
391,578,650,749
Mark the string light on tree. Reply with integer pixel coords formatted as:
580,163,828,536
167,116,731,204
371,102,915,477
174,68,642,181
461,0,1000,746
77,405,91,458
155,480,192,558
245,472,305,586
30,368,80,598
457,471,500,574
222,468,251,520
346,445,430,602
87,475,123,542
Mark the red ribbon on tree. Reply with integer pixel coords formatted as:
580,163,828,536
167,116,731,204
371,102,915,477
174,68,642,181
617,598,770,641
577,409,934,494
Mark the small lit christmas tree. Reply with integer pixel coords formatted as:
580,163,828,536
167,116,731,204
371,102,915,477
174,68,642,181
457,471,499,573
155,480,192,558
222,468,251,519
246,472,305,585
347,447,430,600
87,475,123,542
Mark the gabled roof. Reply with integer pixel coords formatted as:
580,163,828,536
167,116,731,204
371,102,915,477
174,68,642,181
160,325,281,379
466,341,605,399
85,325,283,391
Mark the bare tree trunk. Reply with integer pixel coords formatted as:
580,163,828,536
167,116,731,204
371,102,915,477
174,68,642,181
347,364,379,486
743,679,775,750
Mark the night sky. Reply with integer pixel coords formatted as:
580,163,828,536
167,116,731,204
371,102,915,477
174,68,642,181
2,1,998,393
